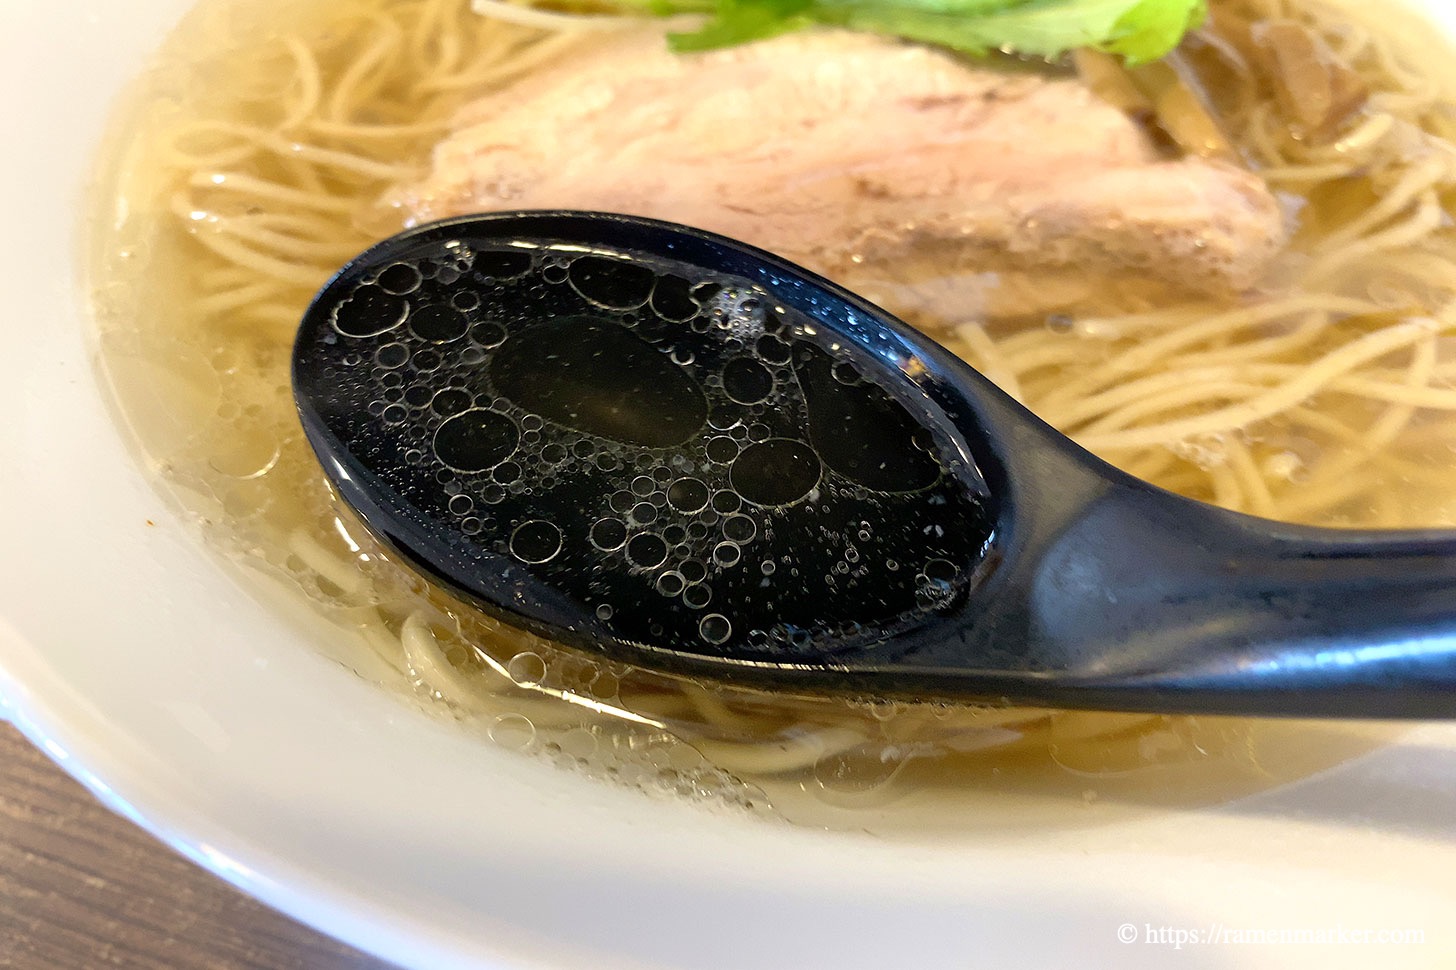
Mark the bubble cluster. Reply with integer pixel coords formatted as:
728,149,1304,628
296,235,994,661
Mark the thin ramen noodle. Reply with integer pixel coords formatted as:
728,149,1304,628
88,0,1452,829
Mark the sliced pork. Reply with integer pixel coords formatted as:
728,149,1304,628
393,29,1288,317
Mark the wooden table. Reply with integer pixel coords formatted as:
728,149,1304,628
0,722,397,969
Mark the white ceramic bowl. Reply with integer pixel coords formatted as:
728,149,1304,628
4,2,1456,967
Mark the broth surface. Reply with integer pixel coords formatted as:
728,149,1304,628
88,0,1452,832
293,232,995,662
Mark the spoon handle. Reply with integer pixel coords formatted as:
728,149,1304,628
893,343,1456,717
1135,509,1456,717
972,483,1456,718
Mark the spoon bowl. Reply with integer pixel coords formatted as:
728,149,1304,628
293,211,1456,718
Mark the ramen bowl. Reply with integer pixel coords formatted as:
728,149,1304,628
2,1,1456,967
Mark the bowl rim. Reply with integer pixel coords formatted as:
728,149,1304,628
3,1,1456,968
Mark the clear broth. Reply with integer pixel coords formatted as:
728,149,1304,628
88,0,1451,834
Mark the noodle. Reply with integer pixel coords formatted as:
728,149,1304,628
88,0,1454,823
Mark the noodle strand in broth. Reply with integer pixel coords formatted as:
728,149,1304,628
89,0,1454,828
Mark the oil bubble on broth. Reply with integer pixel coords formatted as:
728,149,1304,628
295,236,994,662
84,0,1455,832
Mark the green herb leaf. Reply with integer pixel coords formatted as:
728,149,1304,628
665,0,1205,63
668,0,818,50
1103,0,1207,63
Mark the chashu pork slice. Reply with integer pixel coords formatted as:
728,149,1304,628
392,29,1287,315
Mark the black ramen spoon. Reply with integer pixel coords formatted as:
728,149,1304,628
293,211,1456,718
